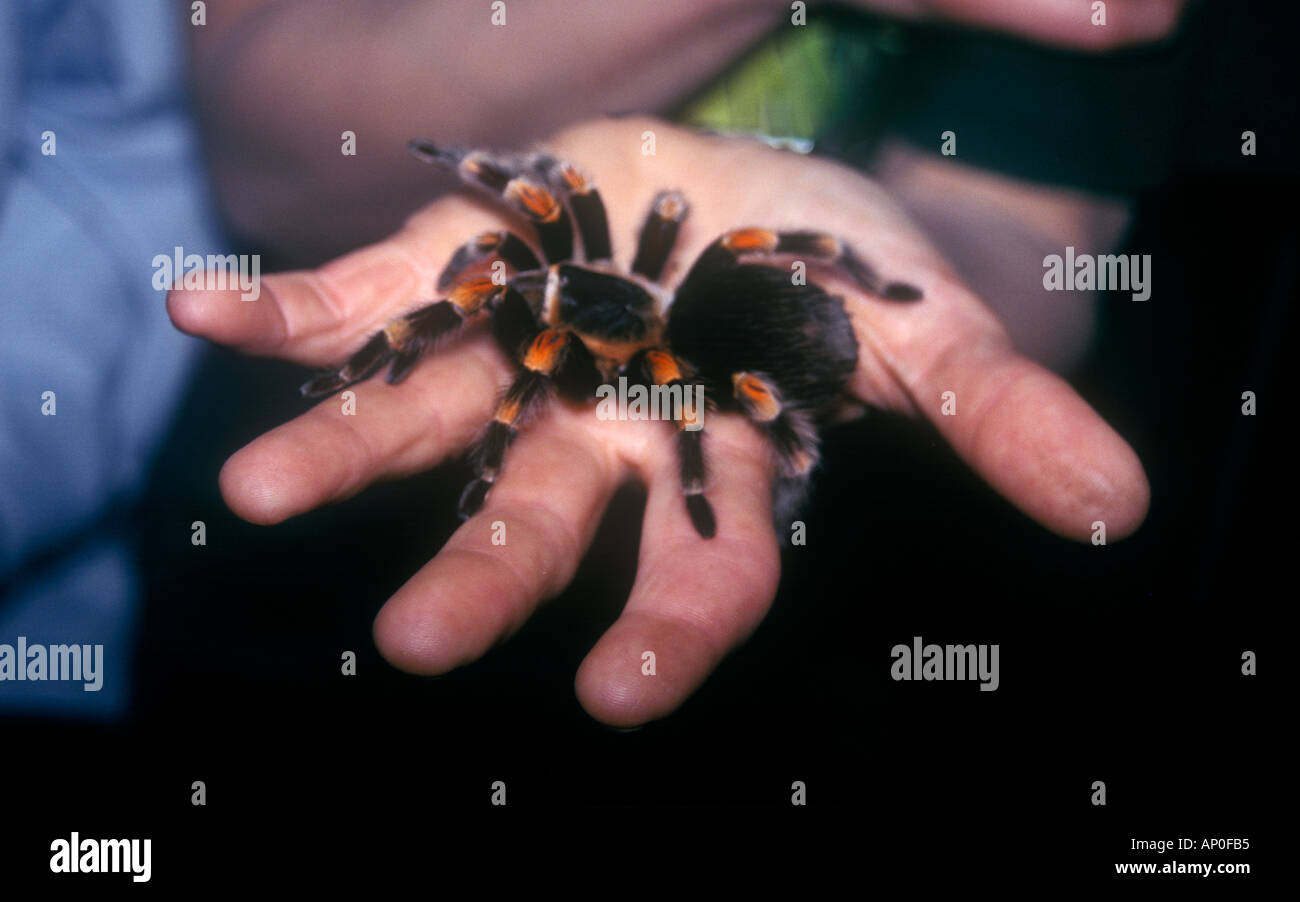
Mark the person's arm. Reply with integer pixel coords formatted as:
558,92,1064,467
850,0,1185,50
187,0,1186,263
188,0,787,262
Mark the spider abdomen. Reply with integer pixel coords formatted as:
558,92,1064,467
667,263,858,412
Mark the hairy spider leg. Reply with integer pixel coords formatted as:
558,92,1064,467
298,276,501,397
489,283,544,364
459,328,602,519
631,191,689,282
409,140,574,263
436,230,543,293
628,348,717,539
729,371,824,524
527,155,613,263
730,371,819,479
684,228,923,301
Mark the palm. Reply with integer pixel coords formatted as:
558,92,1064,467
168,117,1147,726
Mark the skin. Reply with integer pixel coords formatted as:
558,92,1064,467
167,116,1150,727
852,0,1186,51
188,0,1185,262
870,140,1131,374
188,0,791,261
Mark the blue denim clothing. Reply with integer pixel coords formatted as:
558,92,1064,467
0,0,224,717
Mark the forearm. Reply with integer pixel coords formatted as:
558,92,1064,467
189,0,786,261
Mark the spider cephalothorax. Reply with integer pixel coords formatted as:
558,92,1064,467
299,140,923,538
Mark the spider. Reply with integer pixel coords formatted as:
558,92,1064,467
298,140,923,539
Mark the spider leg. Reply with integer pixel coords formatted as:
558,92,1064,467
631,191,689,282
436,230,542,293
730,371,821,529
299,276,502,398
683,228,923,301
459,328,602,519
629,349,717,538
529,156,613,263
730,371,819,478
489,282,544,362
409,140,574,263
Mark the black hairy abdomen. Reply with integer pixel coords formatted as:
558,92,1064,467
667,264,858,410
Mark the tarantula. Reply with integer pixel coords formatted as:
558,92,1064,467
299,140,923,538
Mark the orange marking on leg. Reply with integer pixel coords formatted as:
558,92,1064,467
506,179,562,223
809,233,842,257
645,350,682,385
559,164,590,194
460,154,490,179
474,231,503,251
723,228,778,254
383,318,413,349
523,329,568,372
448,276,498,315
789,449,814,476
495,397,521,425
677,404,703,432
654,192,687,221
732,372,781,422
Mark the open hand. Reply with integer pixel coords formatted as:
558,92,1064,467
167,117,1148,726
